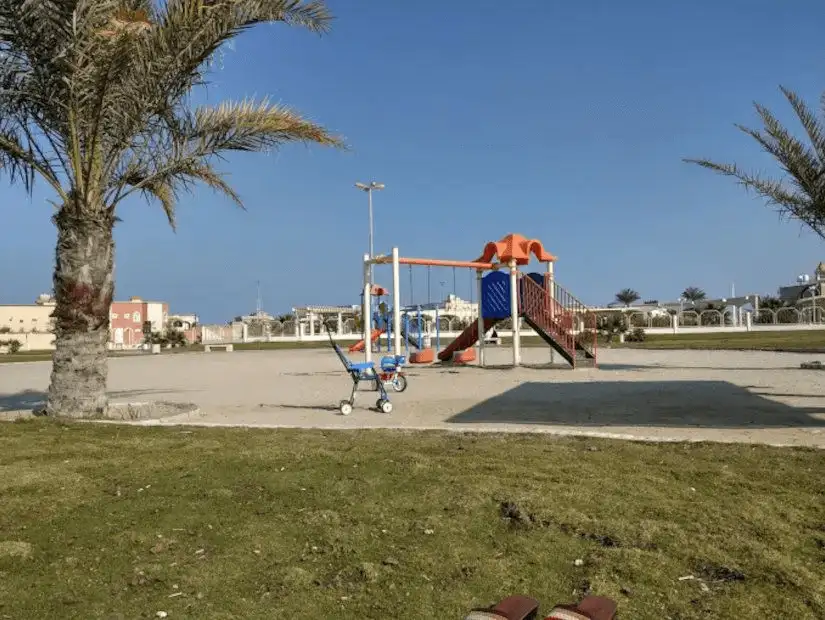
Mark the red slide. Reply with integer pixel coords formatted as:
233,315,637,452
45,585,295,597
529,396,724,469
348,328,385,353
437,318,499,361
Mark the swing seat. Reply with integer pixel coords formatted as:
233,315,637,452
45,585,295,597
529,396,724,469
409,349,435,364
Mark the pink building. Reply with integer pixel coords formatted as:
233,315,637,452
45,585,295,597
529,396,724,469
109,297,168,348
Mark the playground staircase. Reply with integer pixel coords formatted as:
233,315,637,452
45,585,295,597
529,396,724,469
520,274,597,368
431,269,598,369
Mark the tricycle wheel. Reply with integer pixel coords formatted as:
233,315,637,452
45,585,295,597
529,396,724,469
392,374,407,392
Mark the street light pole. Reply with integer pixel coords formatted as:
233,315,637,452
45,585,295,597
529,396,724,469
355,181,385,291
368,188,374,268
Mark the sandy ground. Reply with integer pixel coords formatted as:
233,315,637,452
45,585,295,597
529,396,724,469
2,347,825,447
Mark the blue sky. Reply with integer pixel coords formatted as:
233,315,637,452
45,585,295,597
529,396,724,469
4,1,825,322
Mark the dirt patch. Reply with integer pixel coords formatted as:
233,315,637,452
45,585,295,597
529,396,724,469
0,411,35,421
104,401,198,421
697,563,746,583
0,401,197,422
0,541,32,559
499,500,626,548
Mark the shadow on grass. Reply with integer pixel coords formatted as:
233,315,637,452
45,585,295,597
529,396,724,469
446,380,825,429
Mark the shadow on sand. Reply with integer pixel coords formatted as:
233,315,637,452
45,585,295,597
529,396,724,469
446,380,825,429
0,388,197,412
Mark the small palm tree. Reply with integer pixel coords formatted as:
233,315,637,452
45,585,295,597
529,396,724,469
681,287,707,304
0,1,341,417
685,87,825,240
614,288,640,306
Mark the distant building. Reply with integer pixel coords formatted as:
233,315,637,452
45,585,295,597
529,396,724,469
1,294,173,351
0,293,56,334
778,263,825,304
239,311,276,323
168,313,199,330
109,297,168,347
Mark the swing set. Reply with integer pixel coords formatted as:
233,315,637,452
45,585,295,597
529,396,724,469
349,262,478,362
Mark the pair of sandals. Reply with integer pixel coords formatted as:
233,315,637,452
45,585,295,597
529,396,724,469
465,595,617,620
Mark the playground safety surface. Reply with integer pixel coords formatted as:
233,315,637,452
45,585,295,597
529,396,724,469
2,348,824,448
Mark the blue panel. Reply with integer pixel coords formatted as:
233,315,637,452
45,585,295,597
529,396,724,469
481,271,511,319
525,272,544,288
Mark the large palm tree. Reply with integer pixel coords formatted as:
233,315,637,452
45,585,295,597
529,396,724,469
686,87,825,240
0,1,341,417
614,288,640,307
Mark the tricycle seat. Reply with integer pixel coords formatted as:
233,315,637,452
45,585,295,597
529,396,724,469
349,361,375,372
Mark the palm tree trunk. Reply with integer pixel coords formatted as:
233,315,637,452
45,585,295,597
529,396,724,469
46,203,115,418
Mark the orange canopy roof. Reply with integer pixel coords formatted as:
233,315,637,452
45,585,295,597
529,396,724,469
474,233,556,265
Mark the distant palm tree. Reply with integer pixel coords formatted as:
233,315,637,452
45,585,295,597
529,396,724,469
759,295,784,310
0,1,340,417
685,87,825,240
615,289,640,306
681,287,707,304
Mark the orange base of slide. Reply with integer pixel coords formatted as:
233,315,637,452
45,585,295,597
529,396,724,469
451,349,476,364
409,349,435,364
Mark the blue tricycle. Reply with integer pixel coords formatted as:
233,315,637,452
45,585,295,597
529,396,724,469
324,322,407,415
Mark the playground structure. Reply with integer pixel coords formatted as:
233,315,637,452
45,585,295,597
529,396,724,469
361,234,598,369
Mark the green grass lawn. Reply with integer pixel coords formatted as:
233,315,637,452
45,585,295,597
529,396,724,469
0,422,822,618
3,329,825,364
616,329,825,351
0,350,53,363
517,329,825,352
0,340,343,363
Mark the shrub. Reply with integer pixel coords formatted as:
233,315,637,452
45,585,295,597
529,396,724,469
145,330,188,348
0,339,22,354
625,327,646,343
166,330,188,347
0,326,11,334
596,314,626,345
576,328,598,348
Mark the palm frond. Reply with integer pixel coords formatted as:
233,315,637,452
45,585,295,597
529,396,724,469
139,175,177,228
0,123,65,198
685,158,825,236
0,0,337,223
119,157,244,229
111,98,340,214
783,86,825,165
748,101,822,192
190,99,344,153
685,86,825,241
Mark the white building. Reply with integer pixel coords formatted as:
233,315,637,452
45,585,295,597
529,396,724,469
405,294,479,323
168,313,199,330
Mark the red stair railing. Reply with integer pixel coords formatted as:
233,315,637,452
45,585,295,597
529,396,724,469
520,275,597,362
520,275,576,357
